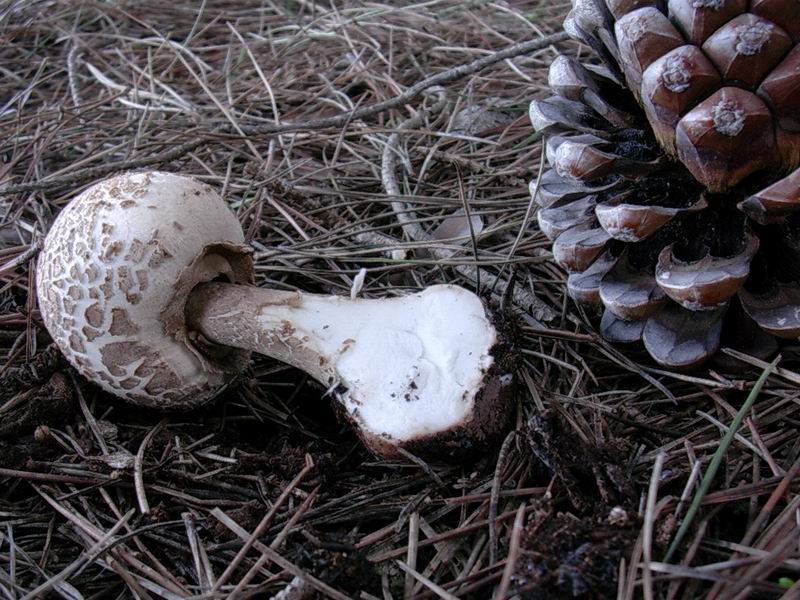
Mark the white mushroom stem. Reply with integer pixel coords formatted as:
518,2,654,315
185,282,498,443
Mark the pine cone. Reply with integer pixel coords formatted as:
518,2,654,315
531,0,800,369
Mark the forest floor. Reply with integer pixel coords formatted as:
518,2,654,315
1,1,799,598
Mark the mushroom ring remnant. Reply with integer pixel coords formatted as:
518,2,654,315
36,171,513,457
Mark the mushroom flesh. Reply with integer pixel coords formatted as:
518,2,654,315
36,172,512,457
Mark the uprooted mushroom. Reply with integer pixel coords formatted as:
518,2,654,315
35,171,514,458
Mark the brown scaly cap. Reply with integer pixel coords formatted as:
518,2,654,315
36,172,254,409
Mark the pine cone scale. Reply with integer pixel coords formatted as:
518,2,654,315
531,0,800,367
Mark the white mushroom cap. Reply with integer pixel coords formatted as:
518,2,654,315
36,171,253,409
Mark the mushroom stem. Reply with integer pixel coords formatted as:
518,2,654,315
186,281,496,385
186,282,349,384
185,281,501,444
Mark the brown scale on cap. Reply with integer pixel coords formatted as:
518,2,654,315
530,0,800,368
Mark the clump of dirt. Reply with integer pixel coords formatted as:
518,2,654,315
233,434,339,484
511,411,639,598
0,350,78,471
0,438,38,470
0,371,74,438
293,545,381,596
512,504,638,599
209,499,265,542
525,411,635,512
0,431,63,472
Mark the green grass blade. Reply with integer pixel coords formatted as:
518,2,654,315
664,358,777,562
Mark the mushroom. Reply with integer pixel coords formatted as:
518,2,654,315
35,172,513,458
